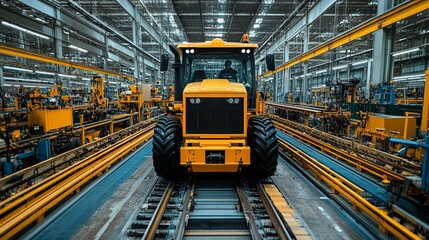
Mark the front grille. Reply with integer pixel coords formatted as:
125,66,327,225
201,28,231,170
186,98,244,134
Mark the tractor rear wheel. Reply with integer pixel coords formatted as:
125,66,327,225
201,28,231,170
247,116,278,178
152,116,182,178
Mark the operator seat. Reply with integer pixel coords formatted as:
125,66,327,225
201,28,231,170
191,70,207,82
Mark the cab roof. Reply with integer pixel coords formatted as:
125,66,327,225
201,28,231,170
177,38,258,55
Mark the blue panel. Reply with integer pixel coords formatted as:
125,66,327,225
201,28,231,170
277,130,391,203
37,139,51,162
1,161,14,175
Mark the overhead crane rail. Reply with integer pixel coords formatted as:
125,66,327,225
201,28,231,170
0,121,156,239
277,137,420,240
0,44,136,80
259,0,429,79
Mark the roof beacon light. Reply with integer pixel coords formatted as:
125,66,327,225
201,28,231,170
241,34,250,43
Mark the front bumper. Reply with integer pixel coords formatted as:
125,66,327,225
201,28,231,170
180,139,250,172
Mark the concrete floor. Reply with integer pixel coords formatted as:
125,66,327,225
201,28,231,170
72,159,156,239
272,157,373,239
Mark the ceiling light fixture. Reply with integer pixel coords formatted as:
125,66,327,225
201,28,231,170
4,77,52,83
58,74,77,79
351,60,368,66
392,74,425,81
35,70,56,75
392,47,420,56
1,21,50,40
332,65,348,70
69,45,88,53
4,66,34,72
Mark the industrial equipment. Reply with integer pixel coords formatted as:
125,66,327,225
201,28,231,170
153,35,278,178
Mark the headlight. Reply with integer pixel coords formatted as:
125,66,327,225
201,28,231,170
189,98,201,104
227,98,234,104
234,98,240,104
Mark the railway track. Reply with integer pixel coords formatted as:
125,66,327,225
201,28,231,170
0,119,156,239
125,173,309,239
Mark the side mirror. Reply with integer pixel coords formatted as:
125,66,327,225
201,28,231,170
160,54,169,71
265,54,275,71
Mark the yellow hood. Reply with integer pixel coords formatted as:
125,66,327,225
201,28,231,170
184,79,247,95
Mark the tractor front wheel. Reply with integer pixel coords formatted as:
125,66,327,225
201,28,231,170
152,116,182,178
247,116,278,178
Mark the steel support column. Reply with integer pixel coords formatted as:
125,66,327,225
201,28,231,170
302,26,309,103
282,42,290,101
422,69,429,133
371,1,394,87
366,60,372,99
0,66,4,88
54,8,65,86
132,13,142,83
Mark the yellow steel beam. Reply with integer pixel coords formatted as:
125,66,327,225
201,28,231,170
0,44,136,81
259,0,429,79
422,68,429,131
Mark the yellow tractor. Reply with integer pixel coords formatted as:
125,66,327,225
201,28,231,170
153,36,278,178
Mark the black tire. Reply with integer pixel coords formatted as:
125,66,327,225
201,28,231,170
247,116,278,178
152,116,182,178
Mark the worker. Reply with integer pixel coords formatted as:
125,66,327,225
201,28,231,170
218,60,237,79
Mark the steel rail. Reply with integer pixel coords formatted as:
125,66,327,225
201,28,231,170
258,0,429,79
274,121,404,183
266,102,326,114
0,125,154,239
0,117,160,198
0,44,136,80
173,177,195,240
142,180,175,240
270,114,419,173
278,138,420,240
255,180,292,240
236,183,264,239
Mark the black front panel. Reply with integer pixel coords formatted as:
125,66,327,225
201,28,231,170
186,98,244,134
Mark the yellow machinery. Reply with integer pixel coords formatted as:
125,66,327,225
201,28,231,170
26,83,73,132
119,84,151,121
90,75,107,109
153,35,278,178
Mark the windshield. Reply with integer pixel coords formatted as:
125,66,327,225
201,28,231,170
183,49,254,84
182,48,256,107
